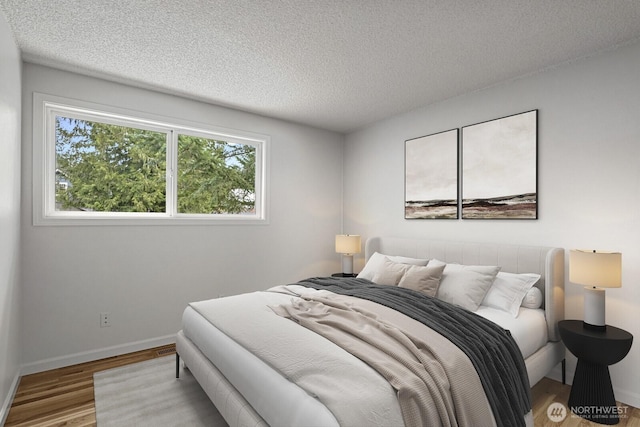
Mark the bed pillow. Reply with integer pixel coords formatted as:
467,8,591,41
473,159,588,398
398,263,446,297
371,257,412,286
357,252,429,281
521,286,543,309
432,259,500,311
482,272,541,317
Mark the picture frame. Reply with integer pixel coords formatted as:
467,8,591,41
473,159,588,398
461,110,538,219
405,128,459,219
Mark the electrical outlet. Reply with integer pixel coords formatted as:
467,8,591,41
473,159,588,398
100,312,111,327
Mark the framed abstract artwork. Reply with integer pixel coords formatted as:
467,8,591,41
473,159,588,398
405,128,459,219
461,110,537,219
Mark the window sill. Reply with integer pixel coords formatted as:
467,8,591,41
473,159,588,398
34,213,269,226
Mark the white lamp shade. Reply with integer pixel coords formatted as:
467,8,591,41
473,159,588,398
569,249,622,288
335,235,361,255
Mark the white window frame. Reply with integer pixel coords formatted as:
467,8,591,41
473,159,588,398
33,93,269,226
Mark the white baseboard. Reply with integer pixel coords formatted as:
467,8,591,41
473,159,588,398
0,371,21,426
614,389,640,413
20,334,176,376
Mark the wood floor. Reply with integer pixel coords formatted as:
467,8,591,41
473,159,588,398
5,344,176,426
5,345,640,426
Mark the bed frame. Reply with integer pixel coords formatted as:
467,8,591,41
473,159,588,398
176,236,566,426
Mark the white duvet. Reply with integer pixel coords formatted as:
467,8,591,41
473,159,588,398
184,285,543,427
186,286,405,427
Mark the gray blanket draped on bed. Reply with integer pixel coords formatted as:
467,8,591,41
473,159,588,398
294,277,531,427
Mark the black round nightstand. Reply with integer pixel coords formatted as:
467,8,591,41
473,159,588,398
558,320,633,425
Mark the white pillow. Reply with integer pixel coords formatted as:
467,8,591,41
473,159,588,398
482,272,541,317
357,252,429,281
371,257,411,286
433,259,500,311
521,286,543,309
398,264,446,297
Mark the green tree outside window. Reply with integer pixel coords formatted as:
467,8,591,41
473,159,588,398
55,116,256,215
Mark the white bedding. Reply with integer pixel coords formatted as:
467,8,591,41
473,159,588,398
183,285,546,427
182,306,343,427
475,305,548,359
183,286,405,427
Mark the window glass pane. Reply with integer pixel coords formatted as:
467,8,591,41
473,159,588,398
55,116,167,213
177,134,256,214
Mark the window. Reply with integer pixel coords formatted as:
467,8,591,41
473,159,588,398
34,94,268,225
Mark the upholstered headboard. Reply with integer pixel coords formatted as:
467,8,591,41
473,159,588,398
364,236,565,341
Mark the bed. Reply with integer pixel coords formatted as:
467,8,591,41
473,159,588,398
176,236,565,427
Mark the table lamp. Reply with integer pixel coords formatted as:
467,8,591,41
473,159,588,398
569,249,622,330
335,234,361,276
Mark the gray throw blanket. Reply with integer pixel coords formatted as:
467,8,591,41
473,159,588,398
295,277,531,427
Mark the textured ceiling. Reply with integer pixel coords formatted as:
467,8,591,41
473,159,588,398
2,1,640,133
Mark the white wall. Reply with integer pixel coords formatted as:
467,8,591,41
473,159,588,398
20,64,344,371
0,9,22,423
344,41,640,407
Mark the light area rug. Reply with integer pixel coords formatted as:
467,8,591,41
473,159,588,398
94,356,228,426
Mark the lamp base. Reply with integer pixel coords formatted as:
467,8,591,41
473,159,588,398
584,286,606,328
342,254,354,275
